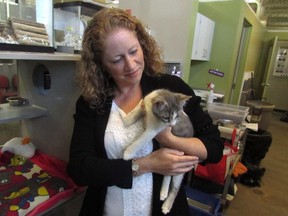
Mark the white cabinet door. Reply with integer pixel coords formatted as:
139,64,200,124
191,13,215,61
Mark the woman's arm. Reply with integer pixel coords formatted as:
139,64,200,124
155,128,208,160
67,96,200,184
149,75,223,163
154,95,223,163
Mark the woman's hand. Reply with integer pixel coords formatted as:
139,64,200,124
138,148,199,176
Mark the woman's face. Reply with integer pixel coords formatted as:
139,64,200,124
102,28,145,89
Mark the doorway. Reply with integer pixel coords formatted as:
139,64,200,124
261,38,288,111
229,19,252,105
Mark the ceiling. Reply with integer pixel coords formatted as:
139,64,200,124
248,0,288,30
200,0,288,30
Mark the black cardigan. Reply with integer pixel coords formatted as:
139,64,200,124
67,73,224,216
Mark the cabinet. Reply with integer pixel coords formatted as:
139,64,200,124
0,51,80,161
0,51,80,125
0,1,54,52
0,51,83,215
191,13,215,61
54,1,118,52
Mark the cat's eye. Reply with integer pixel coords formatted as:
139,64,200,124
162,117,170,123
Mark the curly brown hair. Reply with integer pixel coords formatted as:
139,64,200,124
77,8,165,109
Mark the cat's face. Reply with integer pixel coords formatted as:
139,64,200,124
151,91,191,126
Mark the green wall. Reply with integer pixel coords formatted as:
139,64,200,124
189,0,265,104
264,32,288,41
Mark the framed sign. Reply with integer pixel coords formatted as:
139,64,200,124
273,47,288,77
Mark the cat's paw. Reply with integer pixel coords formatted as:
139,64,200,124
160,191,168,201
123,149,133,160
161,201,172,215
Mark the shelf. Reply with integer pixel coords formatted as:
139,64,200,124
218,126,246,141
0,44,55,53
54,0,118,11
54,1,108,17
0,103,48,124
0,51,81,61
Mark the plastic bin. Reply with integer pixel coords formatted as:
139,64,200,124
246,100,275,130
185,186,222,216
207,102,249,124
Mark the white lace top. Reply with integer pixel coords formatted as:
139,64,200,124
103,101,153,216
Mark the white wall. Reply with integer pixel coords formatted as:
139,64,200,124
119,0,195,81
18,60,80,161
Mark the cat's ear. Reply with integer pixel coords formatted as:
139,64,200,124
178,94,192,107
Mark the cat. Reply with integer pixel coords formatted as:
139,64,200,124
123,89,194,214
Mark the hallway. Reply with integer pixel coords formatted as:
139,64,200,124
222,111,288,215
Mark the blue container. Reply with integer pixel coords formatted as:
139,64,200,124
185,186,222,216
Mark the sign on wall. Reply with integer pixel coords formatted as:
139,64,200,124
273,47,288,77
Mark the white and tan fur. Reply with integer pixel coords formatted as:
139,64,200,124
123,89,194,214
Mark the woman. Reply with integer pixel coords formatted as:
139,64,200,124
67,8,224,216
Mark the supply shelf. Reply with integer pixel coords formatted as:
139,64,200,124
0,51,80,61
0,103,48,124
187,124,248,213
218,125,248,205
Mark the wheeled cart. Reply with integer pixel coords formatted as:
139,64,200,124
185,122,248,214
